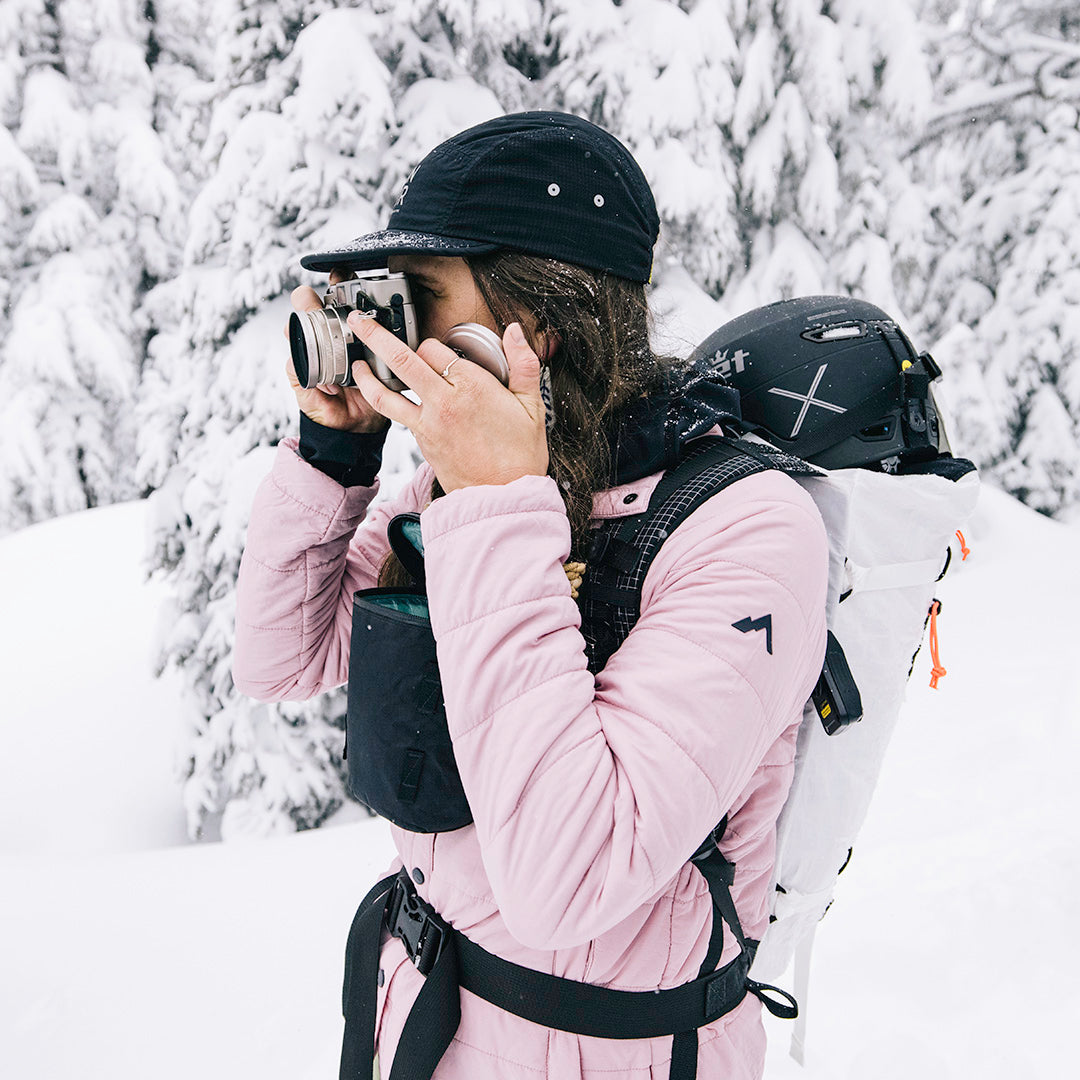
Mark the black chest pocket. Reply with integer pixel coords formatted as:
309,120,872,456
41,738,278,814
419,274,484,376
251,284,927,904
344,517,474,834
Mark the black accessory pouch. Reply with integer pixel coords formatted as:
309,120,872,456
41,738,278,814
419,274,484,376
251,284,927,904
345,516,473,833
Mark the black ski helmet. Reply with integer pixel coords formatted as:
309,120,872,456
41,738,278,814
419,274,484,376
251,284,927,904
690,295,948,469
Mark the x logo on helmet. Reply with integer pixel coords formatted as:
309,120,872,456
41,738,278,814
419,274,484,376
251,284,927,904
768,363,847,439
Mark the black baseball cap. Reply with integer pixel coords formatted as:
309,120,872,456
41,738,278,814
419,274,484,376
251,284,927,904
300,111,661,284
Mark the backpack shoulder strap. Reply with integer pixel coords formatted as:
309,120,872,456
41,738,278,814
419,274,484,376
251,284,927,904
581,435,817,674
581,434,808,1070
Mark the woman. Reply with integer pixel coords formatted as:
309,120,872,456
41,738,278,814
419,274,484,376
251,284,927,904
233,112,828,1080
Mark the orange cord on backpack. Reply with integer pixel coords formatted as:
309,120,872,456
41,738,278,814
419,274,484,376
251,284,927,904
955,530,970,561
928,599,946,688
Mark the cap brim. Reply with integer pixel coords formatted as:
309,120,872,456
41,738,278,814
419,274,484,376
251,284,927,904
299,229,500,272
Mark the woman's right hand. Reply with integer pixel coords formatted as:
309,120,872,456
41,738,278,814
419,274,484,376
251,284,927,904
285,271,391,435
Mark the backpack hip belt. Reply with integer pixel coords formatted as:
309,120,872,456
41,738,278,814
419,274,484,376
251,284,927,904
341,841,796,1080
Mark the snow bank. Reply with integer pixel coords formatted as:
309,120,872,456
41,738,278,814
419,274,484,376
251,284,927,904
1,486,1076,1078
0,501,188,854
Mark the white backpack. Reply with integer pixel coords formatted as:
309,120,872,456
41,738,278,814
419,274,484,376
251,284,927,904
753,460,979,1059
690,296,980,1060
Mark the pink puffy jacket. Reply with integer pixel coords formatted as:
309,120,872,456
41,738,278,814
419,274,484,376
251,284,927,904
233,435,828,1080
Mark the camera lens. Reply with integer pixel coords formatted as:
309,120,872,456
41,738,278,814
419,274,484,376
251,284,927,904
289,307,353,388
289,313,311,387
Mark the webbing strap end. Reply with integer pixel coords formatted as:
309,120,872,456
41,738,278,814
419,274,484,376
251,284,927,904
747,978,799,1020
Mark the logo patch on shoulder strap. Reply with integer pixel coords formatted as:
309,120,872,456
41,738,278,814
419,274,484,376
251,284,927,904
732,614,773,655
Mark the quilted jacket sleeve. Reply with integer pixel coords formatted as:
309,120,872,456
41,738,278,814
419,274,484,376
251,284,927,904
232,437,434,701
420,468,828,951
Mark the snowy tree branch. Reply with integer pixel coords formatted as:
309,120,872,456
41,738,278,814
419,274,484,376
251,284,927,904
971,27,1080,64
906,65,1079,156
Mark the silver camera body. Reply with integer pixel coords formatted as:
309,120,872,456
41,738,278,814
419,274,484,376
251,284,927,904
289,270,419,392
289,268,510,391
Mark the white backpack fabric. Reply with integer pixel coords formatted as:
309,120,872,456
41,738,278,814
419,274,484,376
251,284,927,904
751,461,980,1059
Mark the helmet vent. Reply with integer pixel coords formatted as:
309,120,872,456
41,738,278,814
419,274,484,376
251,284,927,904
858,419,895,441
802,323,866,343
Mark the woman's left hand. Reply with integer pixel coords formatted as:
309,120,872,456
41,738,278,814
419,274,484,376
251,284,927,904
346,313,550,493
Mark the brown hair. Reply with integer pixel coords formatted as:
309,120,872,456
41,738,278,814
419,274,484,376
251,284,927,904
378,251,674,586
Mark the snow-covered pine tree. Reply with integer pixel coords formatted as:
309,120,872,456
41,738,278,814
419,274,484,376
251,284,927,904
541,0,932,330
907,0,1080,518
139,0,383,839
0,0,51,338
143,0,542,839
0,0,180,535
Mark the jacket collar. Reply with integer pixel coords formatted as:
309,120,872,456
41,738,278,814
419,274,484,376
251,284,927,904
592,357,741,519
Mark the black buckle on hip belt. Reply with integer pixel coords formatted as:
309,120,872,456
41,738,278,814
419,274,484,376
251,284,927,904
385,873,447,977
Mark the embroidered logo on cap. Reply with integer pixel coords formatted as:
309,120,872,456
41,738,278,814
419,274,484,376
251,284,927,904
395,164,421,209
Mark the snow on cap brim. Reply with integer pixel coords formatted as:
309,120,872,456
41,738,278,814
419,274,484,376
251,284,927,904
299,229,499,272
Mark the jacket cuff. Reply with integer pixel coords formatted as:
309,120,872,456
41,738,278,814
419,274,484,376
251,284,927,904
267,436,382,542
298,411,387,487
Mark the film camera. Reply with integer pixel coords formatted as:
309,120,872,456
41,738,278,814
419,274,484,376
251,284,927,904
288,269,508,392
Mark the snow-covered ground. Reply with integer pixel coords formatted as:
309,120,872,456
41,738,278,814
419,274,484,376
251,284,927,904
1,483,1076,1078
